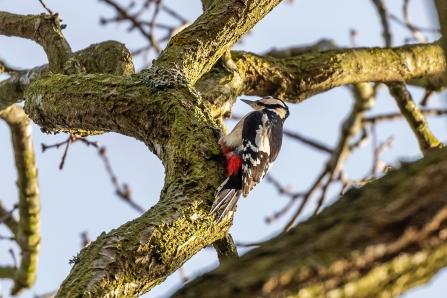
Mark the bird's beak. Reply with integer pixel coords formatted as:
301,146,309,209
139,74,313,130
241,99,256,107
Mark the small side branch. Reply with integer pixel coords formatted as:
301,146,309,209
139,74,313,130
371,0,392,47
284,83,375,231
0,12,78,74
363,109,447,123
387,82,443,154
0,105,40,295
212,233,238,264
0,202,19,236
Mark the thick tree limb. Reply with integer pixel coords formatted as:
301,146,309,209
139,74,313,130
2,2,446,297
197,42,447,117
0,40,134,110
0,105,40,295
173,148,447,298
153,0,282,84
387,82,443,154
0,12,78,74
2,41,445,114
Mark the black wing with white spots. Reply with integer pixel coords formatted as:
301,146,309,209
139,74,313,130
240,111,283,197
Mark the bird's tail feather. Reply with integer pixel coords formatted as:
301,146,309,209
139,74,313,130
210,178,242,223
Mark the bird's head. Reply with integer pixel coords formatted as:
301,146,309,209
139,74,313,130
241,96,290,120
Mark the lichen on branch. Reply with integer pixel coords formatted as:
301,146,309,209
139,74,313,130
387,82,444,154
0,105,40,295
0,12,78,74
173,148,447,298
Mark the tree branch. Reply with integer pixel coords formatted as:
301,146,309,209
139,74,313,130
153,0,282,84
0,12,78,74
213,233,238,263
0,105,40,295
173,148,447,298
2,4,446,297
435,0,447,79
0,202,19,236
387,82,443,154
284,82,375,230
371,0,392,47
0,40,134,111
197,42,447,118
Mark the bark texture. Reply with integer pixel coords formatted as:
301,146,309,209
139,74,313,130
1,1,447,297
173,148,447,298
0,105,40,295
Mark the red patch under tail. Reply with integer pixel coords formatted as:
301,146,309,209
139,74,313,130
227,155,242,177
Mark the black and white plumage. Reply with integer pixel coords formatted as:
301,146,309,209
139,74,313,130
210,96,290,223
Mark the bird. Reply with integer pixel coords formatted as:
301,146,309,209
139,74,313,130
210,96,290,223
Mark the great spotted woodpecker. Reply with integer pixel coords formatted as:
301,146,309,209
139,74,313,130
210,96,290,223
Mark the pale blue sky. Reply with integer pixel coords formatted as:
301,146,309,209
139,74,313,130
0,1,446,297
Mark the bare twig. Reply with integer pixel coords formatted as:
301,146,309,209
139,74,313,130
37,0,62,22
42,134,98,170
234,242,262,248
283,130,333,153
99,148,145,214
387,82,443,154
9,249,17,268
363,109,447,123
403,0,426,43
80,231,90,248
284,83,375,231
179,266,189,283
371,0,392,47
420,90,434,106
0,235,15,241
350,29,358,47
100,0,189,65
265,175,303,224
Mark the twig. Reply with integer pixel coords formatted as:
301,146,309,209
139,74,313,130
283,130,333,153
9,249,17,268
42,134,98,170
80,231,90,248
0,203,18,224
371,0,392,47
284,82,375,231
387,82,443,154
420,90,434,106
348,128,369,151
99,148,145,214
100,0,189,66
0,235,15,241
363,109,447,123
350,29,358,47
234,242,262,248
38,0,62,22
179,266,189,283
401,0,427,43
264,175,303,224
162,5,189,24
